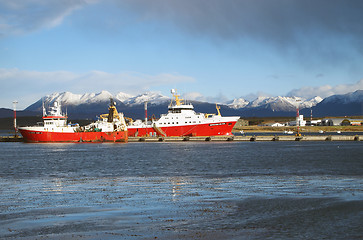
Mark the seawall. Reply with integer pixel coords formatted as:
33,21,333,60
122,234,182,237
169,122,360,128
129,135,361,142
0,136,23,142
1,135,361,142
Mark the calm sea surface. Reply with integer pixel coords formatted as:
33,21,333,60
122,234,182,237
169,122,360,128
0,141,362,239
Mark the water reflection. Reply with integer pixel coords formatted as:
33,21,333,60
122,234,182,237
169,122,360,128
1,142,362,239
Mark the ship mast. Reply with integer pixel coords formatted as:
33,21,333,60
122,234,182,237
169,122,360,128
216,104,221,116
107,98,116,122
171,89,184,106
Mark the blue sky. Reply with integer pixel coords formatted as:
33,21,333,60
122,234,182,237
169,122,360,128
1,0,363,109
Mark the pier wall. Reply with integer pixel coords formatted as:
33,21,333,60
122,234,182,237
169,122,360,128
1,135,361,142
129,135,361,142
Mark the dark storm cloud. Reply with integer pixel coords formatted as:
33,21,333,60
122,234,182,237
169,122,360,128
3,0,363,48
119,0,363,48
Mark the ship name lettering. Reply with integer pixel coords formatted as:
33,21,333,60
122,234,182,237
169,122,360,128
209,123,226,126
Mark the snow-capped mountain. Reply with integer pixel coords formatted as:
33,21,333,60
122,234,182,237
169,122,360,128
320,90,363,104
40,91,114,106
26,90,323,112
311,90,363,116
24,91,172,118
249,96,323,109
228,98,249,109
28,91,169,108
229,95,323,111
304,96,324,108
115,92,134,102
15,90,361,119
122,92,170,105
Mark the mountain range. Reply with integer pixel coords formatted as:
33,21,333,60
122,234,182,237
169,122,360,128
1,90,362,119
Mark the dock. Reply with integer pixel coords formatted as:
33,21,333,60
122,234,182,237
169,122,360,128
0,135,361,142
129,135,361,142
0,136,23,142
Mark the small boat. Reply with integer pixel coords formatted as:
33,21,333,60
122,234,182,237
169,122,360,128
319,130,324,134
18,99,128,143
337,131,341,134
283,130,294,135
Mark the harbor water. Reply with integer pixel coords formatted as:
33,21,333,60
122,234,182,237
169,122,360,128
0,141,362,239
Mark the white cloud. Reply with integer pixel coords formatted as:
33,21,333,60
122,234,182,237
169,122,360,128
182,91,229,104
182,92,204,101
287,79,363,99
0,68,195,109
240,92,274,102
0,0,98,37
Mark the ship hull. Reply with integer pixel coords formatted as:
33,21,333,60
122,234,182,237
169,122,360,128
128,121,237,137
19,129,128,143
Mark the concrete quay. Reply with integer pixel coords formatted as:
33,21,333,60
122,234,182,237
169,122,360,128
0,135,361,142
129,135,361,142
0,136,23,142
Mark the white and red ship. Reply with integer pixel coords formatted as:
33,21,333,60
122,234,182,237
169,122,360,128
18,100,128,143
127,89,240,137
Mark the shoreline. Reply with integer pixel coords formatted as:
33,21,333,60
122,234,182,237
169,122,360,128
234,125,363,133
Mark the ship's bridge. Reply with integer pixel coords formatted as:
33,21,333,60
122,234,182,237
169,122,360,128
168,89,196,113
168,104,194,113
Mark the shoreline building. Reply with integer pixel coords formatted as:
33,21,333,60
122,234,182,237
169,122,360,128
289,115,306,127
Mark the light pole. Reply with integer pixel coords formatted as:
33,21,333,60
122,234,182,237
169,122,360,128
296,99,301,137
13,101,18,137
144,101,148,137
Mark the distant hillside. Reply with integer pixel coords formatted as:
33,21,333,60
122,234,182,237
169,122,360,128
0,108,40,118
310,90,363,117
0,116,42,130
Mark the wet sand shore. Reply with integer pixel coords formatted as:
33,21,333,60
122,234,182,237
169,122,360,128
1,176,363,239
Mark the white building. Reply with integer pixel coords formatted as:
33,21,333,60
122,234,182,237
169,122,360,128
289,115,306,126
271,122,285,127
306,119,322,126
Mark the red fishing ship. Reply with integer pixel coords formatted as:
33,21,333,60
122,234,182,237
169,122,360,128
127,89,240,137
18,99,128,143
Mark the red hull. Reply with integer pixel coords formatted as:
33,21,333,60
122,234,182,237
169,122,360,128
19,129,128,143
128,121,236,137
